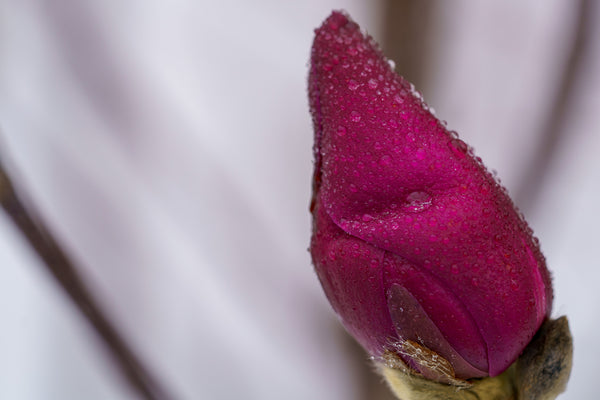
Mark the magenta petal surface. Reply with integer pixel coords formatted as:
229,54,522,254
311,198,396,356
383,254,487,377
309,11,553,378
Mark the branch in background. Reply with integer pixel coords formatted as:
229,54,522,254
0,157,174,400
381,0,436,95
516,0,594,211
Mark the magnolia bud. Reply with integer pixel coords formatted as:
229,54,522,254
308,11,553,381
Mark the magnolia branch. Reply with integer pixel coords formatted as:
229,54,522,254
0,157,173,400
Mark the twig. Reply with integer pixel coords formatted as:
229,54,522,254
0,157,174,400
516,0,594,211
381,0,436,95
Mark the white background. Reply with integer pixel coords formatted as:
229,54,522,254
0,1,598,399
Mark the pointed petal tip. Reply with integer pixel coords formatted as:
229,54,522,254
318,10,352,33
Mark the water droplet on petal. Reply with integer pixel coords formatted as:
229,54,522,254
362,214,374,222
368,78,378,89
350,111,361,122
449,138,468,158
406,191,432,212
347,79,360,91
379,154,392,166
339,218,350,230
480,182,491,194
328,249,337,261
327,18,341,31
510,279,520,291
336,125,347,137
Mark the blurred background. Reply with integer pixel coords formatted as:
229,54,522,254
0,1,598,399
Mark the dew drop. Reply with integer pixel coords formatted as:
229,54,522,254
479,182,490,194
405,191,432,212
347,79,360,91
350,111,361,122
451,264,459,274
339,218,350,230
362,214,374,222
327,18,341,31
510,279,520,291
336,125,347,137
349,183,358,193
379,154,392,166
328,249,337,261
449,138,469,158
367,78,378,89
387,59,396,69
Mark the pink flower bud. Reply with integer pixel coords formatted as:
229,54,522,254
308,11,553,379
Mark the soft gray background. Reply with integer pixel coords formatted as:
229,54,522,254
0,1,598,399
